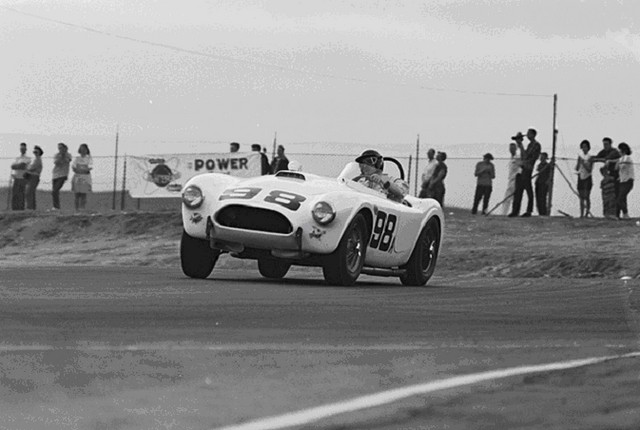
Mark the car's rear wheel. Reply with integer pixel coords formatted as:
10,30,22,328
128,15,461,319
322,214,368,286
180,230,220,279
400,218,440,286
258,258,291,279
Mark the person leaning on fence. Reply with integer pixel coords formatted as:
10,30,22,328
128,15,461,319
575,139,593,218
427,152,448,207
24,145,44,210
51,142,72,211
71,143,93,211
534,152,551,216
354,149,409,203
10,142,31,211
418,148,438,198
614,142,634,219
471,153,495,215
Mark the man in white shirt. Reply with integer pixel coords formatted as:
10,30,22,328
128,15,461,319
419,148,438,198
10,142,31,210
502,141,521,215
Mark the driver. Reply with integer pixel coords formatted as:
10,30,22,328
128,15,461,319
354,150,409,202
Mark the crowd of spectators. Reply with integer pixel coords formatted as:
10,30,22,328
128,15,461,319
10,142,93,212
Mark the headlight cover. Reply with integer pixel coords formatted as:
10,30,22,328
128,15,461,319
312,201,336,225
182,185,204,209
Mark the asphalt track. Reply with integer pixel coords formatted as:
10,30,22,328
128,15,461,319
0,265,638,429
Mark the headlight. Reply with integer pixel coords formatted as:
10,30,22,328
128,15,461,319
312,201,335,225
182,185,204,209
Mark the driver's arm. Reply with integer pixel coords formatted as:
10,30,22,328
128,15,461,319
385,177,409,200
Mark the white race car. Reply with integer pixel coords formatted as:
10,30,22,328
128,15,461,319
180,157,444,286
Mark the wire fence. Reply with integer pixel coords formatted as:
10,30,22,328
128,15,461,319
1,153,638,217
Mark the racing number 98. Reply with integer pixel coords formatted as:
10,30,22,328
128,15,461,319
369,211,396,252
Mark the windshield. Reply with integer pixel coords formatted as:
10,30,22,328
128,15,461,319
337,162,363,182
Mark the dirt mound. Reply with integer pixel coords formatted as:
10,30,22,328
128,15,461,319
1,209,639,279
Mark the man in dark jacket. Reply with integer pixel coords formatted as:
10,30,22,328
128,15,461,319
509,128,541,217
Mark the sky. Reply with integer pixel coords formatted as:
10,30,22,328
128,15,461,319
1,0,638,157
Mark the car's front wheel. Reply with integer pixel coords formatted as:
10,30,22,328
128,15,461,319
258,258,291,279
180,230,220,279
400,218,440,286
322,214,368,286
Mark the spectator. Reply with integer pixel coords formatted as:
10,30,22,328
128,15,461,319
509,128,541,217
251,143,270,175
418,148,438,198
600,166,617,220
71,143,93,211
593,137,621,213
428,151,448,207
270,144,289,174
230,142,240,153
471,153,495,215
51,142,72,210
10,142,30,210
502,141,521,215
534,152,551,216
24,145,44,210
614,142,634,219
575,140,593,218
354,149,409,202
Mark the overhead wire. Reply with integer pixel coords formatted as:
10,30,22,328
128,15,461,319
2,5,553,99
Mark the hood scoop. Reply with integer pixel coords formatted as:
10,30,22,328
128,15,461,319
275,171,306,181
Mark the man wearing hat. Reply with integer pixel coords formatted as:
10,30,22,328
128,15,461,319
355,149,409,203
472,152,496,215
52,142,72,210
509,128,541,217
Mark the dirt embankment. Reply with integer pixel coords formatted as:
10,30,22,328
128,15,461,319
1,209,639,279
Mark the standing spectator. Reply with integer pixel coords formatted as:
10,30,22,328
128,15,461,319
10,142,30,210
593,137,621,214
71,143,93,211
614,142,634,219
600,166,617,219
471,153,495,215
51,142,72,210
509,128,541,217
534,152,552,216
428,151,448,207
502,141,521,215
251,143,270,175
230,142,240,153
270,144,289,174
25,145,44,210
575,140,593,218
418,148,438,198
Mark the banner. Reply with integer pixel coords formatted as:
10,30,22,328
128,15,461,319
128,152,262,198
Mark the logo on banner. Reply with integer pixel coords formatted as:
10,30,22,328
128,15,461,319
143,158,182,192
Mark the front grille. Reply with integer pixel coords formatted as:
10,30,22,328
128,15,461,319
215,205,293,234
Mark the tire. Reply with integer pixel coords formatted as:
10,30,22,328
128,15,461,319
180,230,219,279
322,214,368,286
400,218,440,286
258,258,291,279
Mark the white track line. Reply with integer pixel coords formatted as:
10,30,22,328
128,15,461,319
216,351,640,430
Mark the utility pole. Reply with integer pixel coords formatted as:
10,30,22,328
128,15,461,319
112,125,119,211
547,94,558,216
414,134,420,196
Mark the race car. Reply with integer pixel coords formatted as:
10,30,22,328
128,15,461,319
180,156,444,286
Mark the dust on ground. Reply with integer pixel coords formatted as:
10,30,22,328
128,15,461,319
1,208,639,279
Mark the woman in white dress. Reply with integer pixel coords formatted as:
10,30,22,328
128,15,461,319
71,143,93,210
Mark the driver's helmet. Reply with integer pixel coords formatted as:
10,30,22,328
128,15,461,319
355,149,383,170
